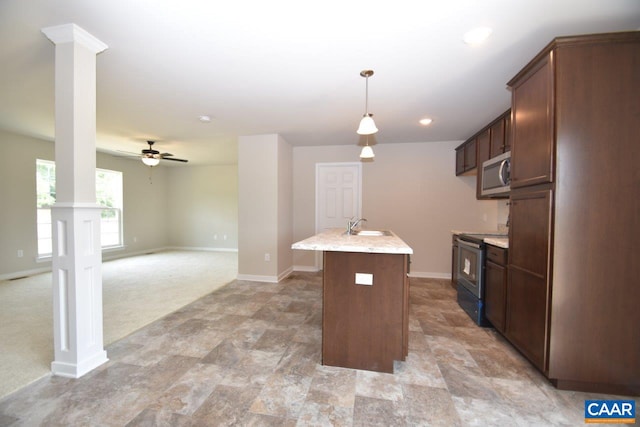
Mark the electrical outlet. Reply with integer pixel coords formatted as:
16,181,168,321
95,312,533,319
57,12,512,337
17,249,23,258
133,237,137,243
223,234,227,240
264,253,270,262
214,234,218,240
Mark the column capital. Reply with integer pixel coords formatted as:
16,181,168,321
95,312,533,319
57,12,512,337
42,23,108,54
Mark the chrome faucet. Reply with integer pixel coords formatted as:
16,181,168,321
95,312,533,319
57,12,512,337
347,217,367,234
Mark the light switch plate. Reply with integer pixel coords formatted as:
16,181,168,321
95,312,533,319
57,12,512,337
355,273,373,286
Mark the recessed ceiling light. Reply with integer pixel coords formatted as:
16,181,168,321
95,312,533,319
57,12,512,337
463,27,493,45
198,115,212,123
419,118,433,126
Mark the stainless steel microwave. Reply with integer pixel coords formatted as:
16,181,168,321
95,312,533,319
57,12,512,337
481,151,511,197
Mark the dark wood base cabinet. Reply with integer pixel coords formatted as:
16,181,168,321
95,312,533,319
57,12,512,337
506,31,640,396
484,245,507,333
322,251,409,373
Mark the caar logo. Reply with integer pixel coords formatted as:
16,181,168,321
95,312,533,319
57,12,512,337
585,400,636,424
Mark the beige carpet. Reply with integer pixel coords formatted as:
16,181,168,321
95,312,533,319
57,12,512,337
0,250,237,399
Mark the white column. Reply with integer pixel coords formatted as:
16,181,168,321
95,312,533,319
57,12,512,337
42,24,109,378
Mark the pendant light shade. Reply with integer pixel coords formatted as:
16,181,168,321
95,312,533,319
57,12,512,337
360,135,375,159
357,114,378,135
360,145,375,159
142,156,160,167
357,70,378,135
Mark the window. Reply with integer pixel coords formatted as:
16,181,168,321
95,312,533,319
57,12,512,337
36,159,124,257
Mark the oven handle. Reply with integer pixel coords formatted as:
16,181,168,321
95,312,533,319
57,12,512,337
456,238,481,249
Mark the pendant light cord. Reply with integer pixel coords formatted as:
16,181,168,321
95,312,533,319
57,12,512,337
364,75,369,116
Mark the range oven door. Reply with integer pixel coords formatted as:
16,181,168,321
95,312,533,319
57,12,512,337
456,238,484,298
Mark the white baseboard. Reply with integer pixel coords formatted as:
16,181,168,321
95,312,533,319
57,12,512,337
278,267,293,282
0,266,52,281
166,246,238,253
293,265,321,272
0,246,234,281
102,246,171,262
237,266,294,283
236,274,277,283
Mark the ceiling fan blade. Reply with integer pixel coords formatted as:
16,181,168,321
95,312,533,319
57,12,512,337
163,157,188,163
115,150,141,156
159,153,173,157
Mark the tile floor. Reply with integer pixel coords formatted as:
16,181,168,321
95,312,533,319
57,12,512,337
0,273,636,426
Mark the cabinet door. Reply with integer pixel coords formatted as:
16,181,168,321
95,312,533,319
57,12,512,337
465,139,477,171
490,118,505,158
506,189,552,372
504,112,512,153
455,146,465,175
485,260,506,333
510,53,554,189
475,130,491,199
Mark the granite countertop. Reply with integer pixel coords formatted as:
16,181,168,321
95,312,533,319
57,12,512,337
484,237,508,249
451,230,509,249
292,228,413,255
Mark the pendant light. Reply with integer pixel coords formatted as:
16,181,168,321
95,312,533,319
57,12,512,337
360,136,375,159
357,70,378,135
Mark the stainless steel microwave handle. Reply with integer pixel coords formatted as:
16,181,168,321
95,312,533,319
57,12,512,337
456,238,481,249
498,159,509,186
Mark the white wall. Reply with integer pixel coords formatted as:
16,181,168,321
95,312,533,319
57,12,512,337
0,128,171,278
292,141,502,278
277,135,293,276
0,129,243,279
238,134,292,281
167,164,238,250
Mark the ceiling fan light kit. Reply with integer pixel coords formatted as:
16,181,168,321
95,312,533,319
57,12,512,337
139,140,188,166
142,156,160,166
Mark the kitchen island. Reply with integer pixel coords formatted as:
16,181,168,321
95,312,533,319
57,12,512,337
292,228,413,373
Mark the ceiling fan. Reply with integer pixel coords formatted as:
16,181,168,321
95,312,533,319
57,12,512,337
119,141,188,166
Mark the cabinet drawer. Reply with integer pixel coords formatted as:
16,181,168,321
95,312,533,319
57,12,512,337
486,245,507,265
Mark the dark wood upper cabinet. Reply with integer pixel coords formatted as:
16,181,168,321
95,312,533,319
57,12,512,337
475,129,491,198
456,109,511,183
464,138,477,171
503,113,512,152
455,146,466,175
464,109,511,199
455,138,477,176
509,53,554,189
489,117,505,158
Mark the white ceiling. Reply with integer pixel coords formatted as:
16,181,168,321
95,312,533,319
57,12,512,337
1,0,639,165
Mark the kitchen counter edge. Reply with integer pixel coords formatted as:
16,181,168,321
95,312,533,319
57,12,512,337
292,228,413,255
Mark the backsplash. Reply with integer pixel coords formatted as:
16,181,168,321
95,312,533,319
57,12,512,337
497,200,510,233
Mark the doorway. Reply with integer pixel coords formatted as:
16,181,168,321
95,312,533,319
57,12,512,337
315,162,362,268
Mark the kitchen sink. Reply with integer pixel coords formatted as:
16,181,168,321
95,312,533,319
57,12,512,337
354,230,392,237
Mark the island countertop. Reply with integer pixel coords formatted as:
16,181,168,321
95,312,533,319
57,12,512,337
291,228,413,255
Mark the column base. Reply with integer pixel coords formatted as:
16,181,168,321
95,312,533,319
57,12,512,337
51,350,109,378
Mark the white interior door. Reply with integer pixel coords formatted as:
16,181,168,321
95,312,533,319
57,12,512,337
315,163,362,267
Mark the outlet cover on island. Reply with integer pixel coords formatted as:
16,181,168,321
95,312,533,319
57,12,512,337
264,253,270,262
355,273,373,286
